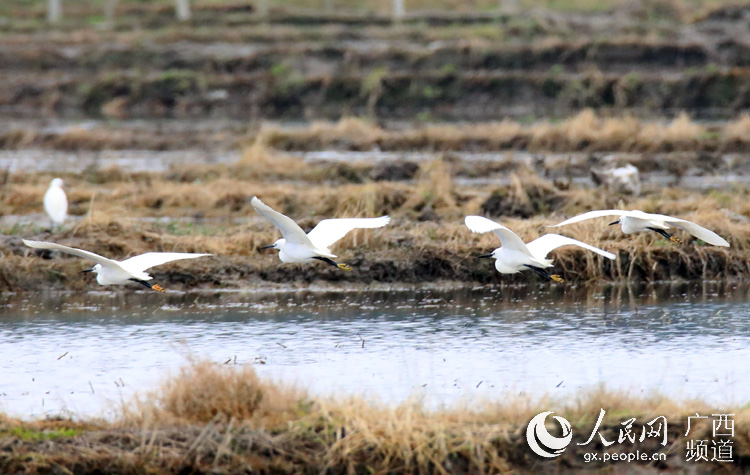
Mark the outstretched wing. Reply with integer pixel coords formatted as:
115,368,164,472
120,253,211,272
665,220,730,247
553,209,730,247
525,234,616,261
551,210,634,227
306,216,391,250
251,197,313,246
464,216,531,255
22,239,119,267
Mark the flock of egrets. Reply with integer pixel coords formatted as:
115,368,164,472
22,177,731,292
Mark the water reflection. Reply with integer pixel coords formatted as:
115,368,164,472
0,282,748,419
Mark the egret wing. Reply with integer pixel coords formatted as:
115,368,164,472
464,216,531,255
551,210,634,227
306,216,391,250
526,234,616,261
120,252,211,272
251,197,313,246
22,239,120,267
665,220,730,247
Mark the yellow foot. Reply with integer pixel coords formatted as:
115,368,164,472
670,236,682,244
151,284,166,293
337,263,353,271
551,275,564,283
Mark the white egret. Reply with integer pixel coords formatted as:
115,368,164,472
251,196,390,271
465,215,616,282
43,178,67,227
551,210,730,247
23,239,211,292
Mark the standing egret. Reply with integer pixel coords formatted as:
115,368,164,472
43,178,67,227
251,197,390,271
23,239,211,292
551,210,730,247
465,216,616,282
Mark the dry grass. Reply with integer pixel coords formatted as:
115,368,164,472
4,112,750,290
1,360,744,473
725,114,750,144
402,157,458,214
262,112,750,153
3,153,750,290
239,131,308,180
125,361,306,428
1,112,741,156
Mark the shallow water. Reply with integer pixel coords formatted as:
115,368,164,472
2,145,748,192
1,282,749,419
0,149,239,173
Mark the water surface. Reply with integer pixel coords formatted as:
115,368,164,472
1,283,748,419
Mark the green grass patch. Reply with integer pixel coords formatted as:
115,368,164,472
3,426,82,441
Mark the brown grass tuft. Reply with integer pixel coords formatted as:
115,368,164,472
238,136,306,179
321,117,383,143
642,112,706,149
403,157,457,214
725,114,750,144
481,172,563,218
262,113,734,154
159,361,265,423
128,361,306,427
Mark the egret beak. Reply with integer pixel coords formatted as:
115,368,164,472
258,244,275,250
608,220,620,226
80,268,94,273
478,253,494,259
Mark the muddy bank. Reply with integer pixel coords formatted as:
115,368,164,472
0,41,717,74
2,4,750,121
5,66,750,121
0,138,747,291
0,117,249,152
2,235,741,292
0,198,745,292
0,417,729,474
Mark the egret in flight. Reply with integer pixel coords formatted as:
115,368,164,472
43,178,67,227
551,210,729,247
23,239,211,292
465,216,616,282
251,197,390,271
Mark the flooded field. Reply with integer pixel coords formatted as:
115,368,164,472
2,282,748,419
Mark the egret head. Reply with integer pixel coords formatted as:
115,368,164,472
477,249,498,259
259,238,285,252
50,178,64,188
81,263,102,274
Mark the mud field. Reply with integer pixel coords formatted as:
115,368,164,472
2,2,750,123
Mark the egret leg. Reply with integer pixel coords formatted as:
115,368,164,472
312,256,352,271
524,265,564,283
130,278,165,293
647,227,681,244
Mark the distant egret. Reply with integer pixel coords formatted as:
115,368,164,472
251,197,390,271
465,216,616,282
23,239,211,292
551,210,730,247
43,178,67,227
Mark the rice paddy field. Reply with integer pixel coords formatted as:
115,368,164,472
2,0,750,472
